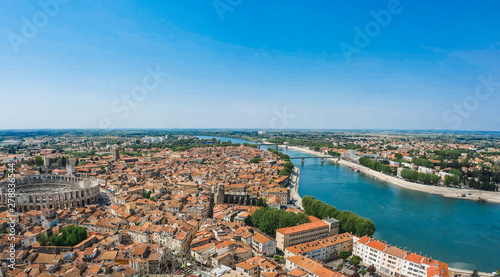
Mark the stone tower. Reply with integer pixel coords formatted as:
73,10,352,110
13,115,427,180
215,183,225,204
66,158,76,175
112,146,120,161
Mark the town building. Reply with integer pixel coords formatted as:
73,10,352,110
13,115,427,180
284,233,353,261
276,217,339,251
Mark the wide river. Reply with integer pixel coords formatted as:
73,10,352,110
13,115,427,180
198,136,500,272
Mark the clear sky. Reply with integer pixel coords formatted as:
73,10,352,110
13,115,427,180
1,0,500,130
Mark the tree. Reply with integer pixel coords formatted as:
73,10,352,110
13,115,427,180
38,234,48,246
256,197,268,208
302,196,375,237
352,272,360,277
279,168,291,176
230,213,238,222
444,175,459,186
273,255,285,264
450,169,463,178
251,207,310,237
34,156,43,166
367,265,376,275
328,150,341,157
471,267,479,277
361,269,367,277
49,225,87,246
249,157,262,163
339,251,350,261
395,153,403,159
350,256,362,266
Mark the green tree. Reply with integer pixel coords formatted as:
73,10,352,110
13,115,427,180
302,196,375,237
471,267,479,277
49,233,58,245
230,213,238,222
279,168,291,176
431,174,440,184
34,156,43,166
350,255,362,266
250,207,310,237
449,168,463,177
361,269,367,277
328,150,341,157
256,197,268,208
444,175,459,186
38,234,48,246
339,251,350,261
49,225,87,246
249,157,262,163
395,153,403,159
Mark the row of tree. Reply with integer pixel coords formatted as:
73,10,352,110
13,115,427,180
249,206,310,238
444,174,460,186
327,150,341,157
359,157,391,174
280,161,295,176
400,169,440,184
302,196,376,237
268,148,291,161
267,148,295,176
249,157,262,163
411,157,435,168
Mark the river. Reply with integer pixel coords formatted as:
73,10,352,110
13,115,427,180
196,136,500,272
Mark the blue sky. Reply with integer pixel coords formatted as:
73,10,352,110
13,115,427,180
1,0,500,130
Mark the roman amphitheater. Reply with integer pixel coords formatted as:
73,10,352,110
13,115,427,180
0,175,101,212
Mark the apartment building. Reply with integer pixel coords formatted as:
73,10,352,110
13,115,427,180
284,233,353,261
251,232,277,256
276,217,339,251
353,236,449,277
353,236,387,270
286,255,344,277
380,246,406,276
401,253,428,277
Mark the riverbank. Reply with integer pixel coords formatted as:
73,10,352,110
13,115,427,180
284,145,500,205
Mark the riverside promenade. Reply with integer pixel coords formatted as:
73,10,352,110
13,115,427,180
285,145,500,204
